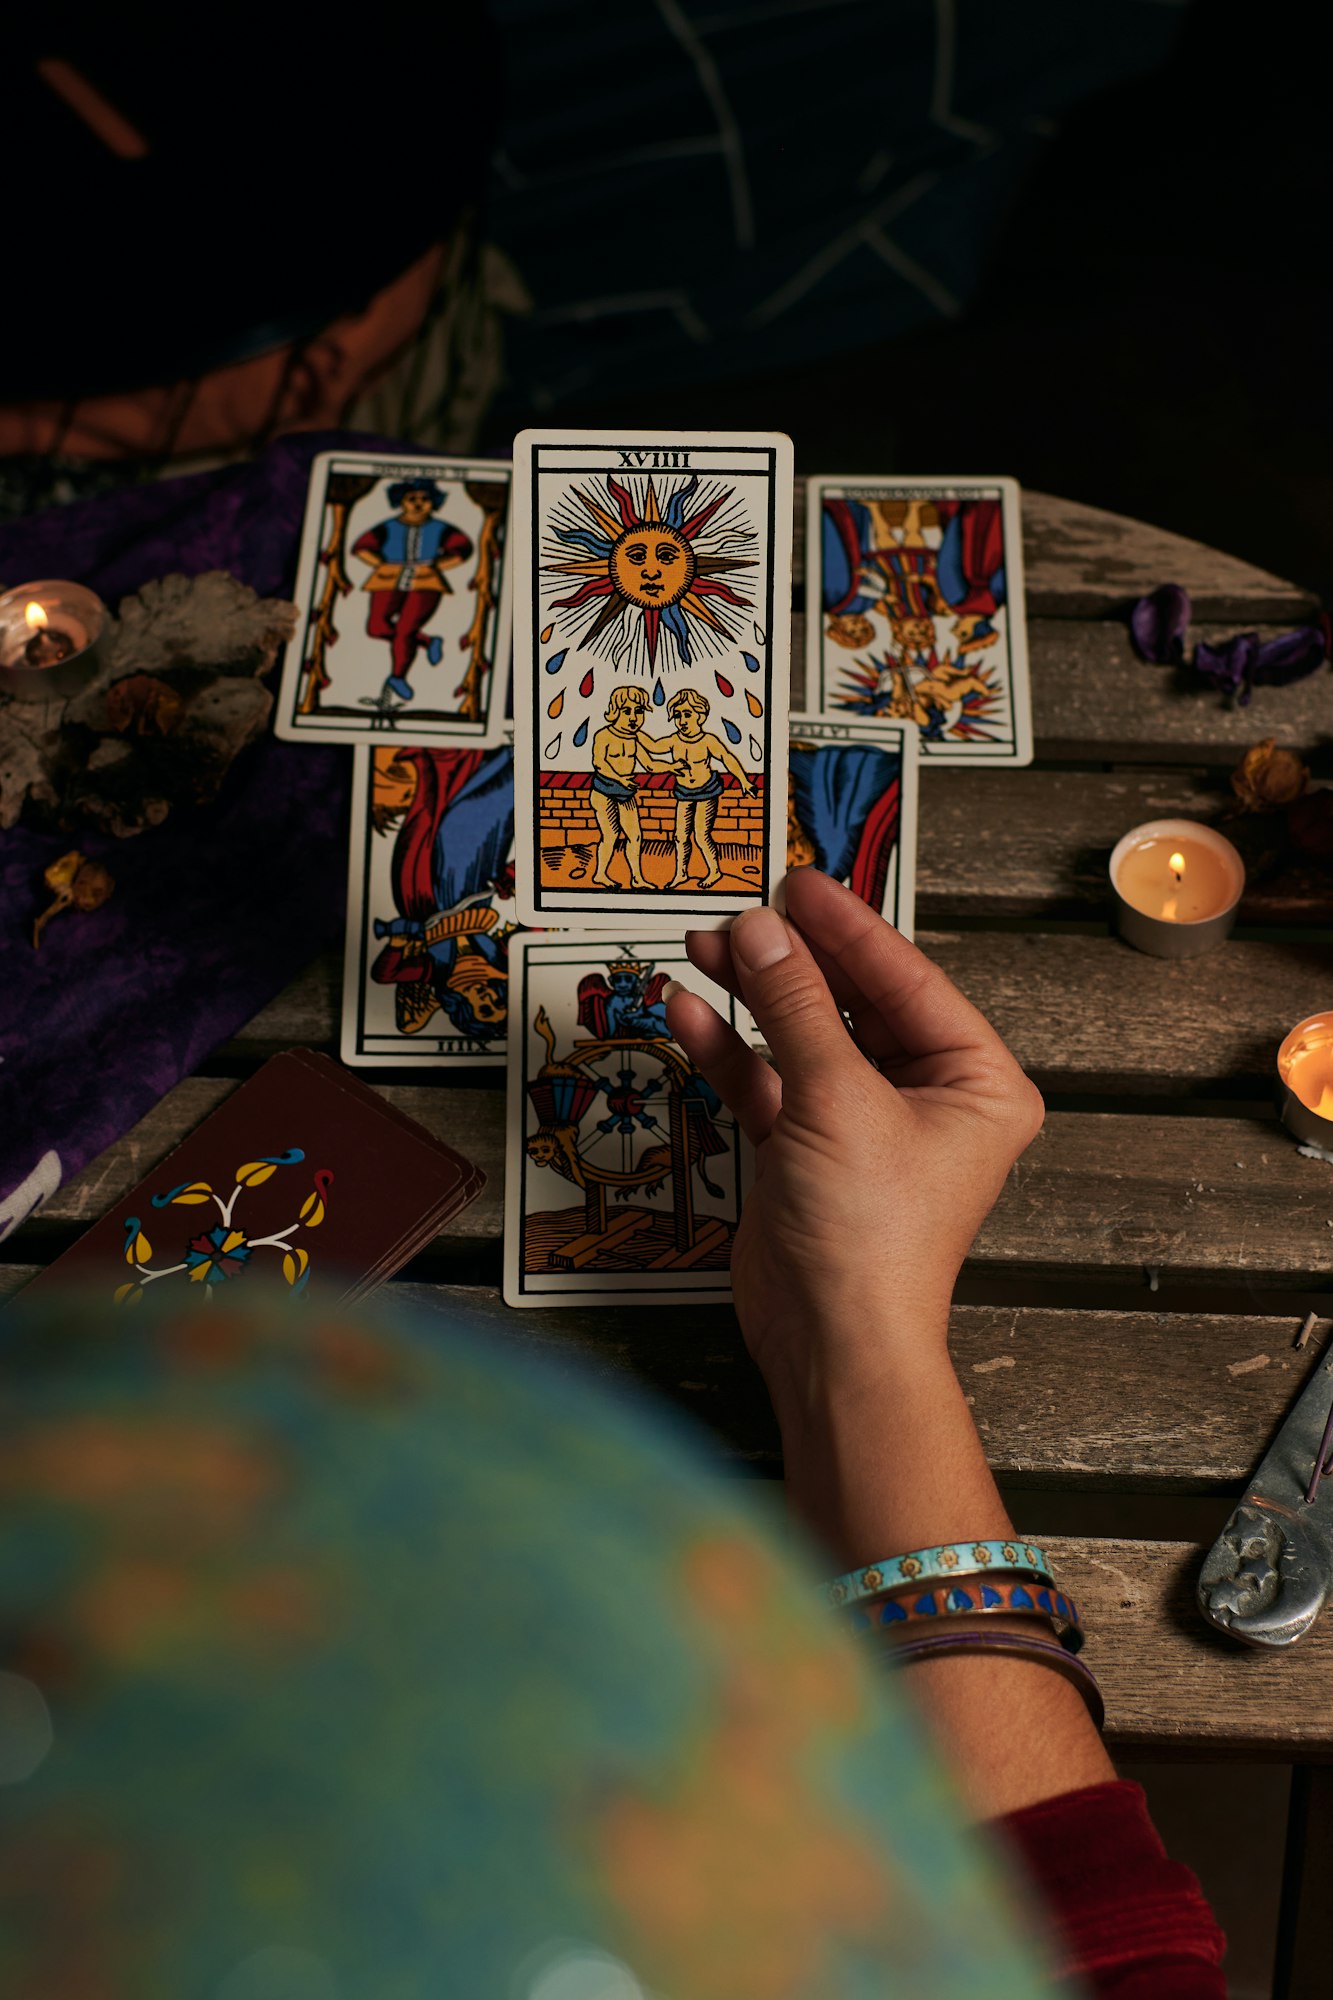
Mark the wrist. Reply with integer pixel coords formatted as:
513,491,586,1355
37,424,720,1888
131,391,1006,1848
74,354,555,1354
773,1344,1012,1573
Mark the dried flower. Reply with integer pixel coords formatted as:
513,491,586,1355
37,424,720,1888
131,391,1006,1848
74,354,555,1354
1130,584,1192,664
104,672,185,737
32,850,115,948
1231,739,1310,812
1288,791,1333,868
1195,625,1326,706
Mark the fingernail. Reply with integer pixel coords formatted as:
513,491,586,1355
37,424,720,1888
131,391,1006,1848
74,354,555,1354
731,906,791,972
662,979,688,1003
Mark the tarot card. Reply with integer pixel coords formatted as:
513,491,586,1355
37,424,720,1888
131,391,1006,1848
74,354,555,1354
341,740,519,1067
787,715,918,936
21,1051,484,1307
504,934,754,1307
512,429,793,929
274,451,512,744
805,476,1032,766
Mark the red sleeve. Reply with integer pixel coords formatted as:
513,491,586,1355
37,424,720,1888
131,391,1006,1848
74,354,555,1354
989,1780,1227,1997
352,525,384,556
442,525,473,561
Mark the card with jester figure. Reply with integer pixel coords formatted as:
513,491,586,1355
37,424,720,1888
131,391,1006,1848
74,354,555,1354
512,430,793,929
341,741,520,1067
805,476,1032,766
504,934,754,1306
274,451,512,744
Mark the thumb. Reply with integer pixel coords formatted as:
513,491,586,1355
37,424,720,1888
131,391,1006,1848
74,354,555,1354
727,906,857,1112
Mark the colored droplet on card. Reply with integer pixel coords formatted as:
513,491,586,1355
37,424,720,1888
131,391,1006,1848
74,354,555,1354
652,677,665,706
547,690,564,718
544,649,567,675
749,735,762,760
741,651,760,673
745,690,762,716
572,718,588,746
721,717,741,744
714,671,734,698
753,622,766,646
540,624,554,644
579,667,594,698
545,733,561,759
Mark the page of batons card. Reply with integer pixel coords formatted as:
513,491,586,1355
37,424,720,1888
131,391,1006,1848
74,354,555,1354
805,475,1031,767
274,451,512,745
504,934,754,1307
512,429,792,930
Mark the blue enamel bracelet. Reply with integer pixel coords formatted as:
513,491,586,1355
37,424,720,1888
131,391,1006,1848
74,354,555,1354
823,1538,1054,1610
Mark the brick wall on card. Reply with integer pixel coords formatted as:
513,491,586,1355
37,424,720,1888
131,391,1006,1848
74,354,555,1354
538,772,765,851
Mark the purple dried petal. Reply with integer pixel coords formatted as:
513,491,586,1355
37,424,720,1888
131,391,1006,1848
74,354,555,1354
1194,632,1258,698
1249,624,1328,688
1130,583,1192,664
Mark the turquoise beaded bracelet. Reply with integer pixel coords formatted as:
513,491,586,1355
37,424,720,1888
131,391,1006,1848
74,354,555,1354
823,1538,1053,1611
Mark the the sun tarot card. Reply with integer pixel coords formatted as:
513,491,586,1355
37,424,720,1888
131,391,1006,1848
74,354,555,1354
512,430,793,929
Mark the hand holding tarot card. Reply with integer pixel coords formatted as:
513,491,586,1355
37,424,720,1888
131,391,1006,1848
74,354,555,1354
275,452,512,744
512,431,793,929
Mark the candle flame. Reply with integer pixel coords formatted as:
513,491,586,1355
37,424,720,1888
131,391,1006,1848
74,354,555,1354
1169,850,1185,883
24,601,48,632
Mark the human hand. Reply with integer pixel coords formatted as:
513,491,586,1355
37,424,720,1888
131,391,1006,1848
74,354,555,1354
665,870,1043,1424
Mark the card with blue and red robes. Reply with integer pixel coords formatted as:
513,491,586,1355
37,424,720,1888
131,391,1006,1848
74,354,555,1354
805,476,1032,766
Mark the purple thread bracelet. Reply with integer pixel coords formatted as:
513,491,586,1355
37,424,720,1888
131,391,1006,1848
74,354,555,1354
873,1628,1105,1731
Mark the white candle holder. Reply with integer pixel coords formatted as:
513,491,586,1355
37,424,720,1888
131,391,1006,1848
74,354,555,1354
0,579,108,701
1109,817,1245,960
1277,1012,1333,1151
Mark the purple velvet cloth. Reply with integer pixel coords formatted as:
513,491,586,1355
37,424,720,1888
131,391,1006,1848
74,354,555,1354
0,430,424,1242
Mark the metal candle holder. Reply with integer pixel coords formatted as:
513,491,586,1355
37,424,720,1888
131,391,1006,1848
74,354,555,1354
0,579,109,701
1108,817,1245,960
1277,1011,1333,1151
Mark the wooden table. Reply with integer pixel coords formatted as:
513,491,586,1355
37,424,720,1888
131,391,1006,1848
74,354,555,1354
6,490,1332,1989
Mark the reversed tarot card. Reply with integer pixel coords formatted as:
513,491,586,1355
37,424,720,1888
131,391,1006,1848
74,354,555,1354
275,451,512,744
341,741,519,1067
512,429,793,929
805,476,1031,766
787,714,918,937
504,934,754,1306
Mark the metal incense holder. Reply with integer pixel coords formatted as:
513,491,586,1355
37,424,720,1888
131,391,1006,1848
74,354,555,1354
1277,1012,1333,1152
1198,1343,1333,1647
0,579,108,701
1108,818,1245,960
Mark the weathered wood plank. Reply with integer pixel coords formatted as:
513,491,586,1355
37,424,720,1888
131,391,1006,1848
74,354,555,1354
791,481,1320,623
2,1260,1320,1495
225,929,1328,1098
927,931,1330,1097
919,767,1333,925
790,610,1332,763
1043,1535,1333,1758
976,1112,1333,1291
375,1286,1333,1493
17,1092,1333,1294
1018,493,1321,624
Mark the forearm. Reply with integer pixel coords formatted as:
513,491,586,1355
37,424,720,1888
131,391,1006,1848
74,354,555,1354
772,1334,1116,1819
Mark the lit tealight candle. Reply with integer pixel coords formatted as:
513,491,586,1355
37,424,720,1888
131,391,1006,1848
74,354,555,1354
1109,818,1245,959
0,579,107,701
1277,1012,1333,1150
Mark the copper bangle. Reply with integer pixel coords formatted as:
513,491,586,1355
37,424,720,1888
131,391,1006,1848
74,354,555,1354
874,1628,1105,1730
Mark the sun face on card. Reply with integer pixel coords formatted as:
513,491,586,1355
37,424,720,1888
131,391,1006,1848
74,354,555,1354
543,472,755,667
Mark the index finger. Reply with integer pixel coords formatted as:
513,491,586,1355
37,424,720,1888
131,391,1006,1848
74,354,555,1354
783,869,1014,1068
